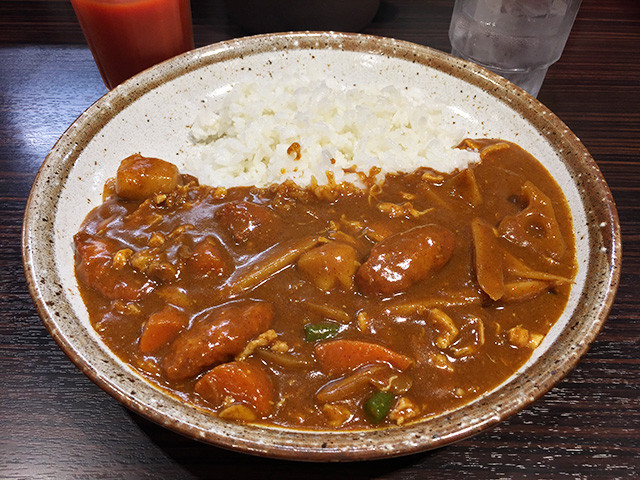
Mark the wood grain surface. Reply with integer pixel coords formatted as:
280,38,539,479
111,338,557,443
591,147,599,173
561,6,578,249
1,0,638,478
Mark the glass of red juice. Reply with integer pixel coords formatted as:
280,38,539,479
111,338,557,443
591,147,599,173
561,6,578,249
71,0,194,89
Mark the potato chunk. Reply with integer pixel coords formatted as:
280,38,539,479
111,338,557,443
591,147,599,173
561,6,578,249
115,154,181,200
297,242,359,291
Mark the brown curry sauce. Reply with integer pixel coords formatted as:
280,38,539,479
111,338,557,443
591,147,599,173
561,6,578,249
74,139,576,429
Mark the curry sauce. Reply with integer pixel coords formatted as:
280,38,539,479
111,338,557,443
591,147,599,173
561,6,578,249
74,139,576,429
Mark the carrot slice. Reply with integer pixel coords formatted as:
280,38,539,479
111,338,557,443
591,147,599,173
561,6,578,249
195,361,274,417
315,339,413,375
139,306,188,354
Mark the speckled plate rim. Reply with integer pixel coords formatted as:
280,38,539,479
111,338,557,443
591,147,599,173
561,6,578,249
22,32,621,462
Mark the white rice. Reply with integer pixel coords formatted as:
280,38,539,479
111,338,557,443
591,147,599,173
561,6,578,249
189,78,479,188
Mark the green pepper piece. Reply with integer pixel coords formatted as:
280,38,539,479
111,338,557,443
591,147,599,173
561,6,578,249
304,322,340,342
364,391,394,424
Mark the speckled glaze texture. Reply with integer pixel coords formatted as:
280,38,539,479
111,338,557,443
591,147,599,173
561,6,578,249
22,32,621,461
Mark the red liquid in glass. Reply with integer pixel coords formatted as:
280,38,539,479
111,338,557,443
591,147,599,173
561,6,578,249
71,0,194,89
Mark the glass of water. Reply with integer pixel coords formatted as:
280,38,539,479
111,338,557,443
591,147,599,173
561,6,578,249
449,0,582,97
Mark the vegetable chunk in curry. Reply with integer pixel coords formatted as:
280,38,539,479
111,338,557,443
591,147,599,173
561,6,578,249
74,139,576,429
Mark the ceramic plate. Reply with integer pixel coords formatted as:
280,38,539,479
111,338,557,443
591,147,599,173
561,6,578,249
23,32,620,461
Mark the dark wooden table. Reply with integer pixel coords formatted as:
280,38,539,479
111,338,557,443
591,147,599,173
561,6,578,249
1,1,638,478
